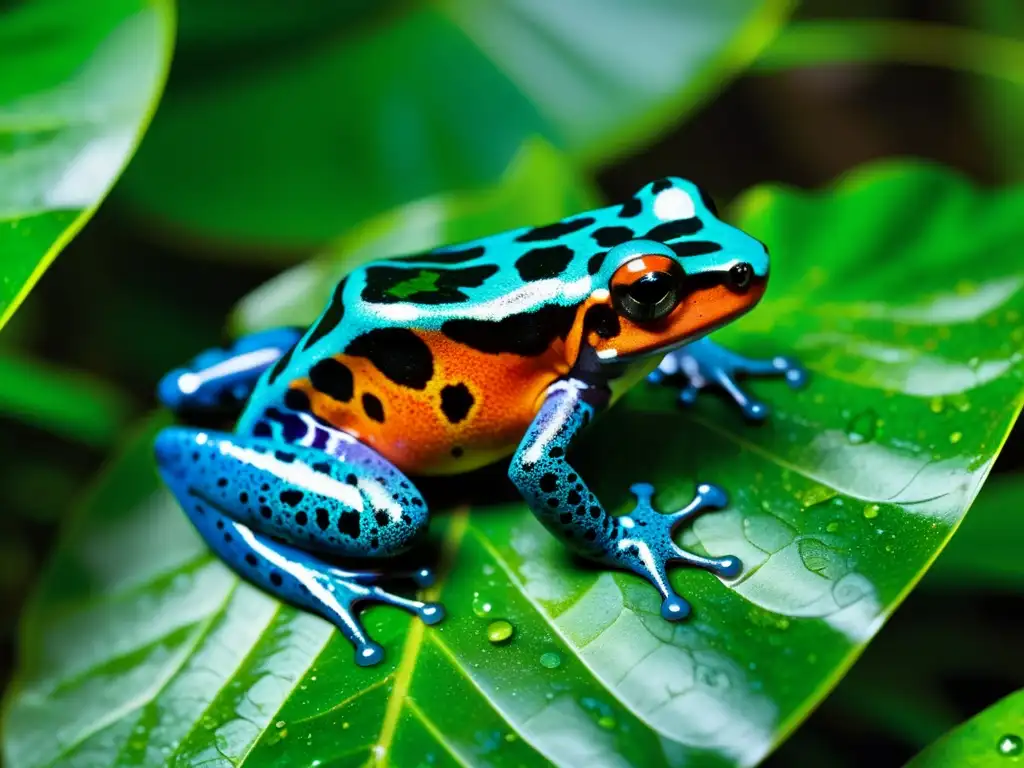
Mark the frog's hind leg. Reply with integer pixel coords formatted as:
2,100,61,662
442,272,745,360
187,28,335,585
511,378,741,623
154,425,442,666
157,327,305,422
648,336,806,421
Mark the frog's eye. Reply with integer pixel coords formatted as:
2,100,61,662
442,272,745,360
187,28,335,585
727,262,753,292
610,255,685,323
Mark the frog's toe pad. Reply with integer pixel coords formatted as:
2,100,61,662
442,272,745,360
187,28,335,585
661,594,692,621
418,603,445,625
411,567,436,588
709,555,743,579
355,642,386,667
616,480,741,620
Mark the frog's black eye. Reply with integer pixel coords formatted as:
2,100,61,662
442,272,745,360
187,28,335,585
727,262,753,292
698,186,719,217
610,256,685,323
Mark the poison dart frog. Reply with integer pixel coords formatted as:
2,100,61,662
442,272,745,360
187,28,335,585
154,178,806,666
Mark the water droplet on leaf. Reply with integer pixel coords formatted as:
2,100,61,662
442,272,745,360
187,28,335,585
846,409,879,445
863,504,880,519
487,620,514,644
949,431,963,444
540,652,561,669
472,592,494,618
929,397,945,414
598,716,616,730
998,734,1022,756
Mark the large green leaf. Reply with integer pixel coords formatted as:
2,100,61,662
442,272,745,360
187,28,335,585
114,0,793,251
0,0,174,330
4,160,1023,768
904,689,1024,767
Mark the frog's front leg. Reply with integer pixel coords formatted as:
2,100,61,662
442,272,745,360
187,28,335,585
648,337,807,421
157,327,305,420
154,425,442,666
509,379,741,620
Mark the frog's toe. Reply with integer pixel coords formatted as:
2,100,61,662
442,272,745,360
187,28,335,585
615,480,741,620
355,642,386,668
315,573,445,666
661,593,692,621
676,383,700,408
779,357,809,388
418,602,445,625
411,567,436,588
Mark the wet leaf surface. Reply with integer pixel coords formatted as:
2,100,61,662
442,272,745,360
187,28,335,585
904,688,1024,767
0,0,173,329
3,160,1023,767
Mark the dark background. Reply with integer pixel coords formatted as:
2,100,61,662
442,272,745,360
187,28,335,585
1,0,1021,765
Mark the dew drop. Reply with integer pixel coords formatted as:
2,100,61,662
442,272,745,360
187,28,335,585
998,734,1023,756
487,620,514,644
598,716,616,730
826,521,840,533
540,652,562,669
504,733,518,743
929,397,945,414
472,591,494,618
949,431,963,444
863,504,880,520
845,408,879,445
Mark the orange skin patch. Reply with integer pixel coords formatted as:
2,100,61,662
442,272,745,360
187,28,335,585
288,273,763,477
290,331,572,476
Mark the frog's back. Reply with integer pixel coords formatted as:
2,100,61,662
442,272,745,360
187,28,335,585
239,179,734,475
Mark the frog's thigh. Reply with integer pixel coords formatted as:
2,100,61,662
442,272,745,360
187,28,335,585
154,426,428,559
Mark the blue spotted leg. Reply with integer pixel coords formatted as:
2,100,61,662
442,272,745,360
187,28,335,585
157,327,305,419
153,424,443,666
509,378,741,620
649,337,807,421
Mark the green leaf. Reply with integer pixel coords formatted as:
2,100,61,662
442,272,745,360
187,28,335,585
904,689,1024,767
0,0,175,331
115,0,793,251
0,352,133,447
4,160,1023,768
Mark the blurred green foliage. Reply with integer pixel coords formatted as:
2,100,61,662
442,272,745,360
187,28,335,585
1,1,1023,767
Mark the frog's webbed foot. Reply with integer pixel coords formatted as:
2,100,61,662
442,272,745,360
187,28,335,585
648,337,807,421
614,482,741,620
319,567,445,666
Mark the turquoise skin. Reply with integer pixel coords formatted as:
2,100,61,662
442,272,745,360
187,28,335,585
154,178,807,666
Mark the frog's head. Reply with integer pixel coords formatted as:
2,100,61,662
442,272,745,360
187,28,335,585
577,177,769,364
